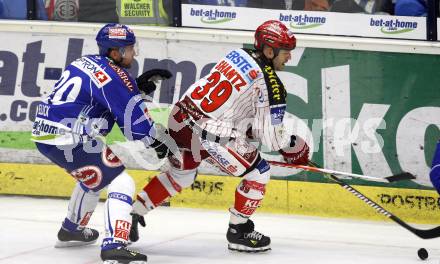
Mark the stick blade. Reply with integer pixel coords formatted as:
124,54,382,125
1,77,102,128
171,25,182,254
385,172,416,182
414,225,440,239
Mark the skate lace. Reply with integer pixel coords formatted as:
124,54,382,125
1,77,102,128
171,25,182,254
82,228,93,239
245,230,263,241
124,247,140,255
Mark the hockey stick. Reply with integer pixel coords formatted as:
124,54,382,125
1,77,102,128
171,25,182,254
306,161,440,239
268,160,415,183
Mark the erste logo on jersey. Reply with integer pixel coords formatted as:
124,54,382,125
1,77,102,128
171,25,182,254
210,49,261,97
201,140,238,174
72,57,112,88
248,69,259,80
225,50,260,83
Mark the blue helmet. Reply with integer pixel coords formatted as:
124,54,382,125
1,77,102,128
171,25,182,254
96,23,136,56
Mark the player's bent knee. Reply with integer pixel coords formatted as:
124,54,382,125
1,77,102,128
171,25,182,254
169,166,197,188
78,182,101,196
243,159,271,184
108,171,135,197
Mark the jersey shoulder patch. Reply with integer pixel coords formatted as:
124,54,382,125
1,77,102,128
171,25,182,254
270,104,286,125
71,56,112,88
224,48,262,83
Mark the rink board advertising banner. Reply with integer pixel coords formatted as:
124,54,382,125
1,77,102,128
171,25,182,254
181,4,426,40
2,163,440,224
0,29,439,223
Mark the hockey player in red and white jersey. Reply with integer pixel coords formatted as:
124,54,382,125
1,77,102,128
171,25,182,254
130,20,310,252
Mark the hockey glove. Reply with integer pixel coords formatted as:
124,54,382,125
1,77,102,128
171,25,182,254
136,69,173,94
245,126,254,139
279,135,310,165
149,123,178,159
150,138,170,159
129,213,146,242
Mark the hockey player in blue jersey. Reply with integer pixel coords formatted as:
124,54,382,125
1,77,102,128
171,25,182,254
31,23,173,263
430,140,440,194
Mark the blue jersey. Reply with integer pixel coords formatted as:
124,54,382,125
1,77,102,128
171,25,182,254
430,140,440,193
31,55,155,146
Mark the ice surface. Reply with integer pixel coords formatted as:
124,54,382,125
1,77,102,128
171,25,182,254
1,196,439,264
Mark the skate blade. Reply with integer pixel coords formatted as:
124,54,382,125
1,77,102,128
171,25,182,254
228,243,271,253
55,239,97,248
103,260,147,264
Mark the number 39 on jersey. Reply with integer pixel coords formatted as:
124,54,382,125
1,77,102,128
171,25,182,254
188,49,260,115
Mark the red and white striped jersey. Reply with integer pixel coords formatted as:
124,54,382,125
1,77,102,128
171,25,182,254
180,48,289,151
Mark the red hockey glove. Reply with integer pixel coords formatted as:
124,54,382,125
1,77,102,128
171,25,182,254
278,135,309,165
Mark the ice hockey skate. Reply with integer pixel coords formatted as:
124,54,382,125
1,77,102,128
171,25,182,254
226,219,271,252
55,227,99,248
101,246,147,264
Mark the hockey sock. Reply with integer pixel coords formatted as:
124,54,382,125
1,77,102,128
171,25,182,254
102,171,135,250
62,182,100,232
133,171,182,215
229,179,266,225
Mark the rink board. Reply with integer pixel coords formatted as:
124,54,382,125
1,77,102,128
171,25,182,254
0,22,439,187
1,162,439,225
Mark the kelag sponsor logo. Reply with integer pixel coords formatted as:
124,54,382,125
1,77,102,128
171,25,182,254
190,7,237,24
109,192,131,203
279,13,326,29
370,18,417,34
